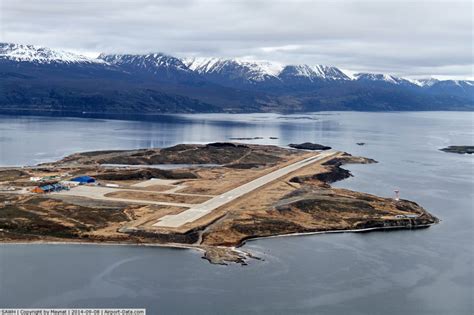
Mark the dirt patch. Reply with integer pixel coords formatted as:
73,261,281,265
0,169,29,181
139,184,175,192
118,205,188,231
0,194,131,239
104,191,210,204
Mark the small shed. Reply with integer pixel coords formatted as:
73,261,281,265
32,187,45,194
70,176,96,184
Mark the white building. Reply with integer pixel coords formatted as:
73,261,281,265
60,180,80,187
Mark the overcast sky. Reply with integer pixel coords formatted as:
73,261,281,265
0,0,472,79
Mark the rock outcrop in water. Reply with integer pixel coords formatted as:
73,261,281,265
440,146,474,154
289,142,332,150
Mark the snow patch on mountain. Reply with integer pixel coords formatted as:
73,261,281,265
340,69,357,80
100,53,190,72
183,57,351,82
183,57,284,82
283,64,350,81
0,43,105,64
412,78,439,87
404,78,425,86
354,73,399,84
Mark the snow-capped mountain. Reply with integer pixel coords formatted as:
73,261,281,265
0,42,104,65
279,64,350,83
422,79,474,97
183,57,350,86
354,73,420,87
350,73,474,90
1,42,470,89
354,73,402,84
98,53,198,82
0,42,472,114
183,57,283,84
100,53,189,72
414,78,439,87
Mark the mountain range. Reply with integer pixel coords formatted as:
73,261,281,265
1,42,472,115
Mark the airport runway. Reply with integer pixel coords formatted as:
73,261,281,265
154,151,339,228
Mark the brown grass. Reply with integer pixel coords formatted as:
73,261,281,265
104,191,210,204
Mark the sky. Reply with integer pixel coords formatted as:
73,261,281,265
0,0,472,79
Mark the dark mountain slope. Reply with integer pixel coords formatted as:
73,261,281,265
0,43,473,115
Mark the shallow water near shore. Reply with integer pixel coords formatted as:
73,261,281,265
0,111,473,314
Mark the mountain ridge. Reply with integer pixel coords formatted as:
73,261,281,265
1,42,473,115
3,42,471,85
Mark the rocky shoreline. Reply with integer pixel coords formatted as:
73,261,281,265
0,218,437,266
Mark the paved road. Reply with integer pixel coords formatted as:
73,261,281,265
154,151,339,228
53,185,195,208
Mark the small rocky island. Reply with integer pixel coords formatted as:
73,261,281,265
289,142,331,150
440,146,474,154
0,143,438,265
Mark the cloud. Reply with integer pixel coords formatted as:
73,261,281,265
0,0,472,79
260,45,303,53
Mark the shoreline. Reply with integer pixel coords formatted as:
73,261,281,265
0,222,437,264
239,222,436,246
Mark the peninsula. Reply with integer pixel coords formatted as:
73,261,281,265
0,143,438,264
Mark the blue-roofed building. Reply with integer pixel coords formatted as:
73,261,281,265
70,176,96,184
37,183,67,193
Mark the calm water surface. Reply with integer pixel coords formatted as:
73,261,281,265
0,112,473,314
